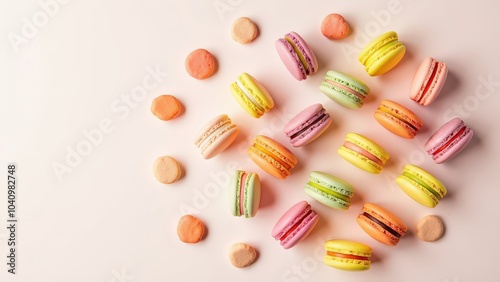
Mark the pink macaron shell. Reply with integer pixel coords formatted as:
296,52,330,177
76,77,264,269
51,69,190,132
433,126,473,164
410,57,433,102
287,32,318,75
281,211,319,249
425,118,462,154
272,201,309,239
284,104,323,135
275,39,307,81
291,115,332,147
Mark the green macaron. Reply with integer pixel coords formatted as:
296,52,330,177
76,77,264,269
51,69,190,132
229,170,261,218
319,70,370,109
305,171,355,210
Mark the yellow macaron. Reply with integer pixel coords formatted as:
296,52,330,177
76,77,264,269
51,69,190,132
230,73,274,118
358,31,406,76
396,164,447,208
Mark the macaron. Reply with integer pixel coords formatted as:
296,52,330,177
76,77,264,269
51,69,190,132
304,171,354,210
275,31,318,81
357,203,407,246
229,170,261,218
337,133,389,174
324,240,372,271
410,57,448,106
177,215,205,243
152,156,182,184
283,103,332,147
185,49,216,79
424,117,474,164
396,164,447,208
416,215,445,242
321,13,349,40
230,72,274,118
319,70,370,109
374,99,423,139
150,95,183,121
231,17,259,44
358,31,406,76
247,135,298,179
228,243,258,268
272,201,319,249
194,114,239,159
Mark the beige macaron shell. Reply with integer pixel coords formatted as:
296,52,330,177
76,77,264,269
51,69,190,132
153,156,182,184
416,215,445,242
228,243,257,268
231,17,258,44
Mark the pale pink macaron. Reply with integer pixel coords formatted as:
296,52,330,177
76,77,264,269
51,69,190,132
272,201,319,249
425,117,473,164
409,57,448,106
194,114,239,159
283,103,332,147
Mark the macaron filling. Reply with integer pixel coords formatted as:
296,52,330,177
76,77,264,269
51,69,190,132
199,123,236,152
419,59,439,100
288,110,329,140
239,172,248,216
363,212,401,238
325,79,366,100
342,141,383,166
326,251,369,261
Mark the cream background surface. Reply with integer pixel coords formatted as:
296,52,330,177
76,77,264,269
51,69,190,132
1,1,499,281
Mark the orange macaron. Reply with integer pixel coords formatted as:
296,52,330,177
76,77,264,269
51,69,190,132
185,49,217,79
374,99,423,139
247,135,298,179
357,203,407,246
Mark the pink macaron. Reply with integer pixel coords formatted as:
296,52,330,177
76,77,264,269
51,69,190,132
425,117,473,164
409,57,448,106
272,201,319,249
275,32,318,81
283,103,332,147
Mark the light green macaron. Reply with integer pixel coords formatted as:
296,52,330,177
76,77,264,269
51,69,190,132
319,70,370,109
396,164,447,208
304,171,355,210
229,170,261,218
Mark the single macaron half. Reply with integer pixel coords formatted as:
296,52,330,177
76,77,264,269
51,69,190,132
358,31,406,76
247,135,298,179
272,201,319,249
275,32,318,80
283,104,332,147
338,133,389,174
425,117,474,164
410,57,448,106
396,164,447,208
194,114,239,159
374,99,423,139
357,203,407,246
324,240,372,271
305,171,354,210
230,73,274,118
319,70,370,109
229,170,261,218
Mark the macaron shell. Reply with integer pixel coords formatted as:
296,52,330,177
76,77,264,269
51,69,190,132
403,164,447,197
284,104,324,134
396,174,439,208
245,73,274,109
275,38,307,80
359,31,398,64
363,203,407,234
304,186,349,210
338,146,382,174
248,146,289,179
320,70,370,109
366,42,406,76
230,82,263,118
434,126,473,164
320,83,362,109
345,133,389,164
357,215,398,246
201,125,239,159
288,32,318,75
425,118,463,153
272,201,308,238
245,172,261,217
292,115,332,147
229,170,243,216
374,100,423,139
282,211,319,249
324,240,372,271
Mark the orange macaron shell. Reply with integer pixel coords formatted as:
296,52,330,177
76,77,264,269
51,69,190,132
357,203,407,246
374,100,423,139
247,135,298,179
